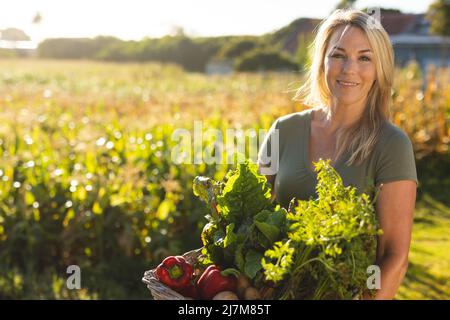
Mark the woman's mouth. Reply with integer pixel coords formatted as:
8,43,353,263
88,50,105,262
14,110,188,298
337,80,359,87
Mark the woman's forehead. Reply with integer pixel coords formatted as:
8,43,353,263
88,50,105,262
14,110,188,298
328,25,371,51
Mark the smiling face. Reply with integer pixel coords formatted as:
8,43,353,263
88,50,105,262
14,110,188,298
324,25,376,108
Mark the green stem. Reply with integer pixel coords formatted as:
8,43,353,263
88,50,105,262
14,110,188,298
221,268,241,278
276,245,314,299
313,276,330,300
291,245,315,275
168,265,183,279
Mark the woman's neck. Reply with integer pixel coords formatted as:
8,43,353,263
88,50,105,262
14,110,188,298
315,100,366,134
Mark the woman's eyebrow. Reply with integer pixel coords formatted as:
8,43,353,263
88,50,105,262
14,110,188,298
332,46,372,53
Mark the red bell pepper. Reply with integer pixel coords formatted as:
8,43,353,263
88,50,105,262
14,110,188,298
155,256,194,291
196,265,240,299
178,283,200,299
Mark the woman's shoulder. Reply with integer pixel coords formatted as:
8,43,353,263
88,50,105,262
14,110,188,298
378,120,413,145
373,120,418,186
374,120,415,158
273,108,315,130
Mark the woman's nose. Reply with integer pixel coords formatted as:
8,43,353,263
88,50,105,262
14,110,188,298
341,58,358,74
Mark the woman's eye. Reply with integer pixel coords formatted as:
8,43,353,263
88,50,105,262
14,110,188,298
359,56,371,62
331,54,345,59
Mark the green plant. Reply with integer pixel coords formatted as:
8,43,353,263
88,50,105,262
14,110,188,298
262,159,382,299
234,48,298,72
193,160,288,288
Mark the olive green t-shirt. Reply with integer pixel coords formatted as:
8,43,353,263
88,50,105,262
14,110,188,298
257,108,419,209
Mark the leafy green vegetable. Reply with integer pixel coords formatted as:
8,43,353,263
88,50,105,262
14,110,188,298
216,161,273,223
254,209,287,243
193,160,285,285
244,250,264,279
224,223,237,247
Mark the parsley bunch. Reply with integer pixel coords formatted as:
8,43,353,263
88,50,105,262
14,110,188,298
262,159,382,299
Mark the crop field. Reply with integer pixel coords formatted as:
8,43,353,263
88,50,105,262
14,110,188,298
0,59,448,299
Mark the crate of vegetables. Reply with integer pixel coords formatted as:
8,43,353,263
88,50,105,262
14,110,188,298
142,159,382,300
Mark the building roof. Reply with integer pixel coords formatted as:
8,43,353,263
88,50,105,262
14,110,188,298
390,34,450,45
281,13,446,54
380,13,427,35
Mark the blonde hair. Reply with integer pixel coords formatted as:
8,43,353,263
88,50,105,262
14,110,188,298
294,9,394,166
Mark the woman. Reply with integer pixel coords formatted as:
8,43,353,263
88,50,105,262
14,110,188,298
257,9,418,300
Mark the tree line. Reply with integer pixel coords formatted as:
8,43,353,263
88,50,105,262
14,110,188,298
37,34,299,73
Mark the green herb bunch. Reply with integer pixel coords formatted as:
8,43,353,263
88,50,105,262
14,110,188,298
262,159,382,299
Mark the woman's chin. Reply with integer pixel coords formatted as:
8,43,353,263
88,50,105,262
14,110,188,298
331,93,365,106
335,99,360,106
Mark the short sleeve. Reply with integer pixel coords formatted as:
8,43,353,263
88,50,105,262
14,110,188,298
375,130,418,187
257,118,281,176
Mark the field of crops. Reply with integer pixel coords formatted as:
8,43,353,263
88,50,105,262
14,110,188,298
0,59,448,299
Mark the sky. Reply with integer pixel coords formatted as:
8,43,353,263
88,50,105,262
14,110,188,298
0,0,435,42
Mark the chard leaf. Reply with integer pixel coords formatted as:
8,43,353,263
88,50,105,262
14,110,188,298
244,250,263,279
254,221,280,243
193,176,214,203
235,244,245,271
253,208,287,243
213,229,226,248
216,161,273,223
224,223,237,247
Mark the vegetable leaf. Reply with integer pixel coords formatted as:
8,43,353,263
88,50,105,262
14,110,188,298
244,250,264,279
216,160,273,223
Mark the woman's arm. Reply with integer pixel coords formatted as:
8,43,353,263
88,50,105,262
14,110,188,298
265,174,276,202
363,180,417,300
